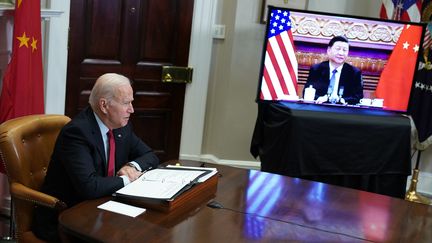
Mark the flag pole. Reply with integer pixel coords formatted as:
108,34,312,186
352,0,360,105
405,150,432,205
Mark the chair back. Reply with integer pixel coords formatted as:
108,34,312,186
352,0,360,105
0,114,70,242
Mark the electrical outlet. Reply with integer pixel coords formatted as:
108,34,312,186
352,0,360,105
213,24,226,39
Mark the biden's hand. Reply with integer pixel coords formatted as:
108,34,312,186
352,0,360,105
117,164,142,182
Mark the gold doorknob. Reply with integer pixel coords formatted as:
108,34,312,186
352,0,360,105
164,73,173,83
161,66,193,83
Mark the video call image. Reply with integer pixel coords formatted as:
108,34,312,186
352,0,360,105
258,7,425,112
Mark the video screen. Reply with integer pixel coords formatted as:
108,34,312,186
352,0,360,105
257,6,425,112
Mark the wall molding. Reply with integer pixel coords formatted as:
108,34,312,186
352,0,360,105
43,1,70,115
179,0,216,157
180,153,261,170
0,7,63,19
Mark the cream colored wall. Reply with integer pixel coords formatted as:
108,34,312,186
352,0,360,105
308,0,380,16
202,0,264,162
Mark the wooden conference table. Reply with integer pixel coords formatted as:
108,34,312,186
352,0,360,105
59,160,432,242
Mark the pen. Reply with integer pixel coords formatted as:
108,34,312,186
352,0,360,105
139,166,153,179
142,166,152,174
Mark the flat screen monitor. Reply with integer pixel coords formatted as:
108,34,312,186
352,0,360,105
257,6,426,112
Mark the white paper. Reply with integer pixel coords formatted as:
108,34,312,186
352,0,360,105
115,168,208,199
97,200,146,217
166,165,218,182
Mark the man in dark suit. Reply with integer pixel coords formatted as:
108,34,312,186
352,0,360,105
304,36,363,105
33,73,159,241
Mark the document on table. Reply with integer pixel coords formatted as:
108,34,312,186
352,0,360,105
114,168,211,200
97,200,146,217
166,165,218,182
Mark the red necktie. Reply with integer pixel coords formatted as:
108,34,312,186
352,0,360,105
107,130,115,176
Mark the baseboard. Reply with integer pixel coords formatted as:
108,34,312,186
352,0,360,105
407,171,432,197
179,154,261,170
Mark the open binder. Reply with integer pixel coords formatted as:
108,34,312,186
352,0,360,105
112,166,219,212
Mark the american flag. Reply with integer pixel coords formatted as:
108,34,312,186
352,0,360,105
380,0,432,49
380,0,422,21
260,9,298,100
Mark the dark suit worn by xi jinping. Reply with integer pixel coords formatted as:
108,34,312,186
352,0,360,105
304,61,363,105
33,106,159,241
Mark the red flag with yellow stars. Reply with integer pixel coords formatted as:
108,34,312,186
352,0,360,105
0,0,44,123
375,24,423,111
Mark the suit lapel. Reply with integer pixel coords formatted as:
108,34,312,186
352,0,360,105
112,129,124,171
322,62,331,85
86,109,107,170
339,63,348,88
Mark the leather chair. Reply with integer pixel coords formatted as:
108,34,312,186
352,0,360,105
0,114,71,242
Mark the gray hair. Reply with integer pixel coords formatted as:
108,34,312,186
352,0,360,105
88,73,131,109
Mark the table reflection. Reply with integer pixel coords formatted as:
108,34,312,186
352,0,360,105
244,170,283,239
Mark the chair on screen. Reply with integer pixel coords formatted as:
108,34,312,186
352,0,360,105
0,114,70,242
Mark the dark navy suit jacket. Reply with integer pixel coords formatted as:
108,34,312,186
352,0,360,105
304,61,363,104
33,106,159,241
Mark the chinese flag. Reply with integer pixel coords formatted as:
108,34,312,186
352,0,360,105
0,0,44,173
0,0,44,122
375,24,423,111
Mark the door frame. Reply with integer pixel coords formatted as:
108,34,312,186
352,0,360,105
179,0,217,159
44,0,216,159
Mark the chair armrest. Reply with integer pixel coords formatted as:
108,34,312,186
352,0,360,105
10,182,67,211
